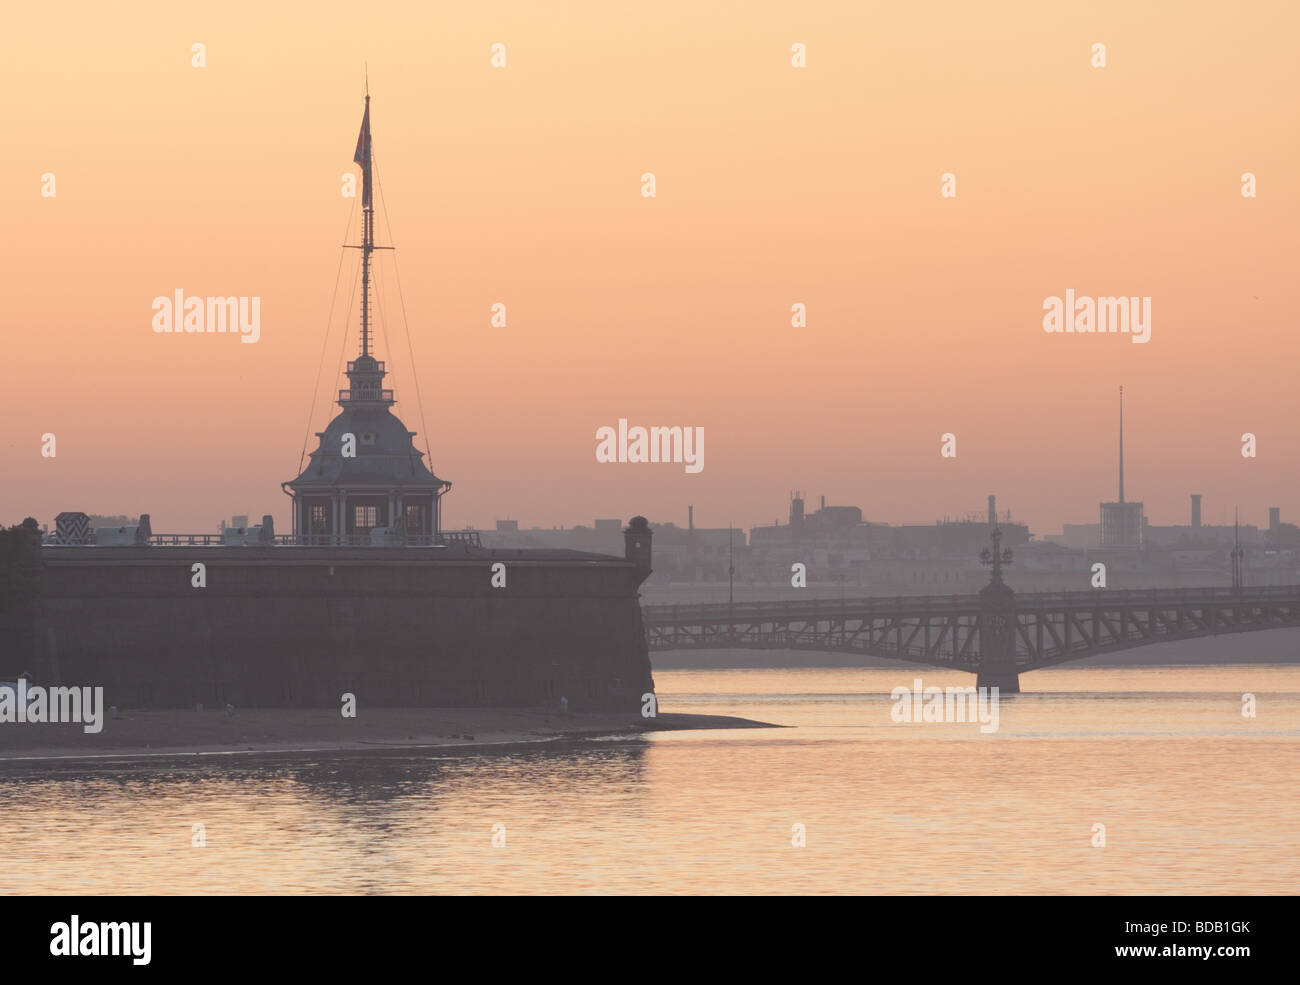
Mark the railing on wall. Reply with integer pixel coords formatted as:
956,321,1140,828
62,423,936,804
292,532,482,548
44,531,483,549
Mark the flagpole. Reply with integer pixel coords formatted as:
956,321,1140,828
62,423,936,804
346,87,393,360
359,95,373,358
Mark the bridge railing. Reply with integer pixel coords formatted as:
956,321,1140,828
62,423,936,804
641,584,1300,624
641,592,983,624
1015,585,1300,608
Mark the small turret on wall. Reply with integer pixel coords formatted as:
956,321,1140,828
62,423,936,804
625,516,652,577
0,519,43,671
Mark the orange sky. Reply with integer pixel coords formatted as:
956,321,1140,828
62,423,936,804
3,1,1298,536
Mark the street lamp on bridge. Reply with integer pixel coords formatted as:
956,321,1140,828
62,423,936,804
979,527,1015,586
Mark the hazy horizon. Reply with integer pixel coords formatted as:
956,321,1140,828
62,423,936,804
5,0,1297,537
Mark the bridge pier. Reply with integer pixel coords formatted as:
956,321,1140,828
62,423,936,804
977,573,1020,694
976,642,1020,693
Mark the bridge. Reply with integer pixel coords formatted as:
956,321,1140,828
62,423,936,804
641,531,1300,692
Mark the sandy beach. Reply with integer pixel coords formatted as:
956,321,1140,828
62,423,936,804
0,707,777,764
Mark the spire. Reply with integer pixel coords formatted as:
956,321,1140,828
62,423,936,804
1118,385,1125,503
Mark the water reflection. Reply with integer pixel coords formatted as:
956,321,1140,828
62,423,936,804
1,667,1297,894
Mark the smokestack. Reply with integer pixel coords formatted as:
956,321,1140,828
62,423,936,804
820,495,825,510
1118,385,1125,503
988,495,996,528
1191,494,1202,529
688,505,694,532
1269,507,1280,532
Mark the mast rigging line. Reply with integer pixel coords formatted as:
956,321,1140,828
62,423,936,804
334,252,364,412
371,257,417,473
297,198,358,476
373,147,435,467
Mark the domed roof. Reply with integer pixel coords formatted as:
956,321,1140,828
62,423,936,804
287,102,450,497
288,404,447,488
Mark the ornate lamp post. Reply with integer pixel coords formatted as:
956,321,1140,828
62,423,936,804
979,527,1015,585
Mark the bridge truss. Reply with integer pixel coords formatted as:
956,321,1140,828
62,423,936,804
642,586,1300,672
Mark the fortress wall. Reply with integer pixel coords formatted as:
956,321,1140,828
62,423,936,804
31,548,655,711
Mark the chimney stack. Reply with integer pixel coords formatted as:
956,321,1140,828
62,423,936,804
988,494,996,528
688,505,694,532
1191,494,1202,529
1269,507,1280,532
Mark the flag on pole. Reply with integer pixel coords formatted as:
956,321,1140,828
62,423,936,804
353,100,372,207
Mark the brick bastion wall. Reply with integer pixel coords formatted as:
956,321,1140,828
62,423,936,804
20,533,656,712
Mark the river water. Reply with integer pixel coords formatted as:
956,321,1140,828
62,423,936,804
1,664,1296,895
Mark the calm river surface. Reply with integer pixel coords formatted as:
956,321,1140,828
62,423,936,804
2,664,1297,894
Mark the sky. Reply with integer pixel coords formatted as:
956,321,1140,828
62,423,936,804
2,1,1298,537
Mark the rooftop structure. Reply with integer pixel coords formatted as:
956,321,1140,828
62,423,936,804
284,92,451,545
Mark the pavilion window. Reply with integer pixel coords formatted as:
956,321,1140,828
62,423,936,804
354,505,378,531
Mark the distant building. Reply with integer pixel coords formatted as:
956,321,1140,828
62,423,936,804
1046,523,1101,549
1142,521,1259,549
747,493,1029,573
751,494,866,548
1100,501,1143,550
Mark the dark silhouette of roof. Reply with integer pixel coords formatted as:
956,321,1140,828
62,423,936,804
288,404,446,489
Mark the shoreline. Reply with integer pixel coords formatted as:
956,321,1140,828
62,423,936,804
0,708,780,767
